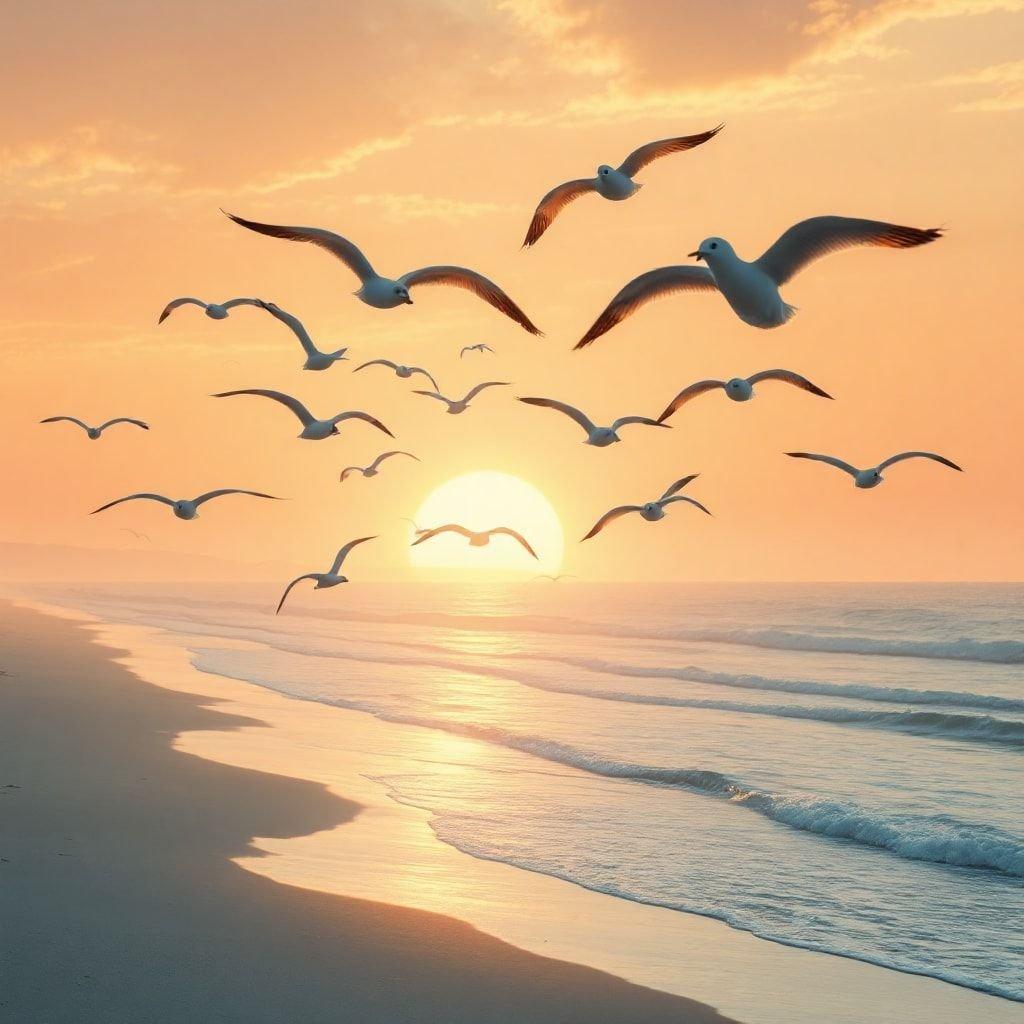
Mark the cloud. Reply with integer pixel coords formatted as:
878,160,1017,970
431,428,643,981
351,192,506,223
934,59,1024,111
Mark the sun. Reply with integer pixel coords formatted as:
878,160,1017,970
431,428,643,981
409,471,564,575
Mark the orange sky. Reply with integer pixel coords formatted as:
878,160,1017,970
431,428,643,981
2,0,1022,582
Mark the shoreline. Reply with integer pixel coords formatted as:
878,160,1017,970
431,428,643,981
4,596,1020,1024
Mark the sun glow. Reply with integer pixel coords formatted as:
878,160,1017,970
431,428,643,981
409,471,564,575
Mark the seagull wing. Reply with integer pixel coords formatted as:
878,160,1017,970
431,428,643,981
660,474,700,500
276,574,319,615
617,124,723,177
755,216,943,287
91,493,175,514
40,416,90,431
158,297,206,323
747,369,833,398
576,266,717,349
329,535,378,575
339,465,364,482
399,266,542,336
331,411,394,436
785,452,860,478
211,389,316,427
522,179,598,247
581,506,642,541
370,450,418,471
411,524,475,546
877,451,963,473
409,367,439,390
487,527,539,559
221,297,262,311
517,396,596,435
463,381,511,403
661,495,713,516
258,303,318,355
223,212,376,283
610,415,670,432
97,417,150,432
412,390,452,408
355,359,398,373
192,488,281,507
656,380,725,422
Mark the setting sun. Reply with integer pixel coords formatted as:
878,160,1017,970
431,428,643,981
409,471,564,575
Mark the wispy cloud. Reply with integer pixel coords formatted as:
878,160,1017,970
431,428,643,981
934,59,1024,111
351,192,506,224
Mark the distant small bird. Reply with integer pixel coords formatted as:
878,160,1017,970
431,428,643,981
658,370,832,423
786,451,962,489
576,216,943,347
212,389,392,440
531,574,578,582
158,297,262,324
340,451,419,482
412,524,538,559
355,359,438,390
92,489,280,520
460,344,494,358
40,416,149,440
582,475,711,540
119,528,151,542
224,212,542,335
256,301,347,371
523,126,722,246
413,381,510,415
517,396,668,447
276,536,377,614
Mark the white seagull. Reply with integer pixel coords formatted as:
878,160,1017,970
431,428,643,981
582,475,711,541
460,343,494,358
524,125,722,247
658,370,832,423
212,389,393,440
40,415,149,440
256,301,347,371
224,212,542,335
786,451,962,489
158,297,262,324
412,524,538,559
517,396,668,447
354,359,438,390
340,451,419,483
276,536,377,615
576,216,942,348
92,489,281,521
413,381,510,415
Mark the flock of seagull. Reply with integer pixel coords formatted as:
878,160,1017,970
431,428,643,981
40,124,963,612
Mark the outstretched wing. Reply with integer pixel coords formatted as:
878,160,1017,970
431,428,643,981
411,524,474,546
192,488,281,507
355,359,398,373
371,450,418,471
463,381,511,403
660,474,700,501
329,535,378,575
221,297,262,311
661,495,713,516
412,390,450,407
158,297,205,323
399,266,542,336
576,266,716,349
522,179,597,247
257,302,318,355
40,415,90,431
487,527,538,559
410,367,439,390
91,493,175,514
517,396,596,434
877,451,963,473
756,217,943,287
339,465,364,482
223,212,376,283
747,369,833,398
276,574,319,615
785,452,860,478
581,506,642,541
610,415,670,432
617,124,723,178
97,417,150,432
332,411,394,437
211,388,315,427
656,380,725,423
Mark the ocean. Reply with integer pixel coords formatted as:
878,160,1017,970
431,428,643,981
36,581,1024,1003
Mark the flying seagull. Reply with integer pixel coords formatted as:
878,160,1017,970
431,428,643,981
786,451,962,489
412,524,538,559
354,359,438,390
40,416,149,440
582,475,711,541
340,450,419,482
256,301,347,371
224,212,542,335
517,396,668,447
658,370,832,423
119,528,151,542
158,297,262,324
92,489,281,521
276,536,377,615
531,574,578,582
460,344,494,358
212,389,393,440
576,216,942,348
413,381,510,415
523,125,722,247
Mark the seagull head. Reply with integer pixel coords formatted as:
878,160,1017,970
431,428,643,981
689,237,732,262
86,427,101,440
393,285,413,305
597,164,613,178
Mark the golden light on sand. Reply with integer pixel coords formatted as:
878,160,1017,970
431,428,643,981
409,471,564,575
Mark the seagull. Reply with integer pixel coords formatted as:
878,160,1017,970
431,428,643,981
212,389,393,440
582,475,711,540
413,381,510,415
523,125,722,247
461,344,494,358
256,301,347,371
158,297,262,324
576,216,943,348
517,396,668,446
531,574,578,582
786,451,962,489
119,528,151,542
412,524,538,559
40,416,149,440
224,212,542,335
658,370,832,423
276,536,377,614
340,451,419,482
92,489,281,521
354,359,438,390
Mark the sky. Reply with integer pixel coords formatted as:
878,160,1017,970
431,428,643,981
2,0,1022,582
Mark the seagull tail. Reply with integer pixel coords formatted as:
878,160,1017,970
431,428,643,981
782,302,798,323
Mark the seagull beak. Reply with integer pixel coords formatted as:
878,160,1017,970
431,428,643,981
404,296,414,305
688,251,703,260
